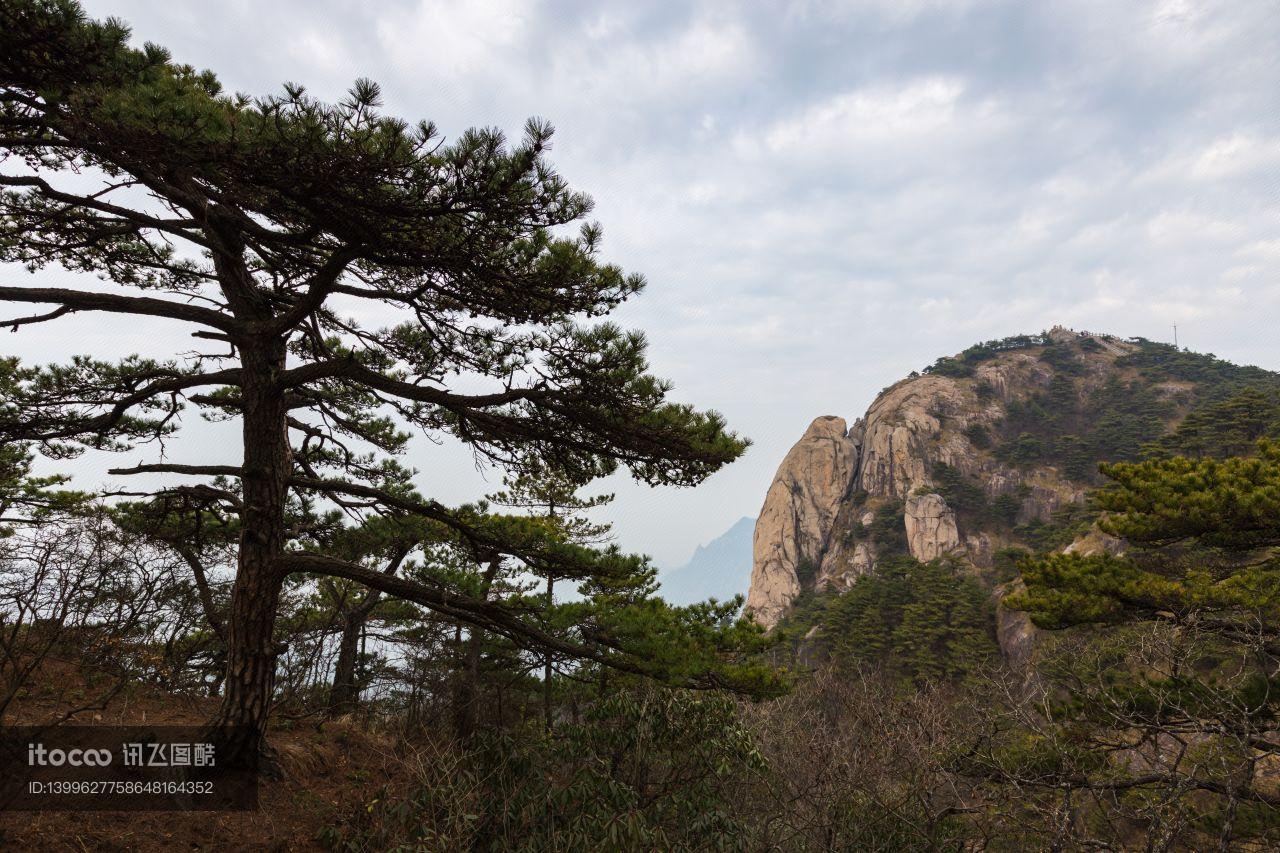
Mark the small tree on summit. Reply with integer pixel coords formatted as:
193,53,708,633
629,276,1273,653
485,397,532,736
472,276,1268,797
0,0,776,766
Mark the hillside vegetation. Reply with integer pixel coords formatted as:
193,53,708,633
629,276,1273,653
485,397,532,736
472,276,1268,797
739,331,1280,849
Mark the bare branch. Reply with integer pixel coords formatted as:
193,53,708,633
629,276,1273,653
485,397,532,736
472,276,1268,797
278,357,549,407
0,286,237,332
8,368,243,443
0,174,207,244
279,551,653,678
107,464,242,478
1,304,70,330
258,245,359,335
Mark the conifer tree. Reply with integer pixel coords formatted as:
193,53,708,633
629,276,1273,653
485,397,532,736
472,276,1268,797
0,358,85,534
489,457,613,731
1004,441,1280,844
0,0,775,765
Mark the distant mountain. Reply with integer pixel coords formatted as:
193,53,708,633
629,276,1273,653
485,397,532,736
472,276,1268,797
658,516,755,605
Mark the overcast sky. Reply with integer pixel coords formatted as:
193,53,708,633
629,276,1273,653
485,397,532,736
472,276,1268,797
16,0,1280,566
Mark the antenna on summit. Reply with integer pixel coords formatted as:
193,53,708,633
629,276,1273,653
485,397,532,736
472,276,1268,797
1173,324,1178,349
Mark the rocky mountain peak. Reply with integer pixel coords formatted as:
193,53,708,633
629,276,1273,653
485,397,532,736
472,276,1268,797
745,330,1280,633
745,415,859,628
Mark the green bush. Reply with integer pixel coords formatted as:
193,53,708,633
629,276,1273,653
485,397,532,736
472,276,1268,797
925,357,975,378
867,499,908,553
964,422,992,448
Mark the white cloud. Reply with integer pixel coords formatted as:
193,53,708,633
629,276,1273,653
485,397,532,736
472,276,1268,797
41,0,1280,565
555,15,756,113
1145,210,1243,246
1190,134,1280,180
1142,134,1280,184
764,77,966,148
1239,239,1280,261
786,0,982,26
286,28,355,73
736,77,1018,181
375,0,532,77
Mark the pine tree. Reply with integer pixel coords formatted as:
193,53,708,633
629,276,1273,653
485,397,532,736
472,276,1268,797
0,358,85,534
1004,440,1280,845
0,0,773,765
1147,386,1280,460
488,457,612,731
822,556,996,685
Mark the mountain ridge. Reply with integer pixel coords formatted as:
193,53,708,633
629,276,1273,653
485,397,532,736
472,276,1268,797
658,515,755,605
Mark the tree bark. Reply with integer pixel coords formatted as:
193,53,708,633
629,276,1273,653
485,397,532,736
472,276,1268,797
328,609,365,716
207,340,291,771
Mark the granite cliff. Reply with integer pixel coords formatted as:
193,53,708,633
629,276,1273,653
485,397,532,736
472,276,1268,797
746,328,1280,661
746,416,858,627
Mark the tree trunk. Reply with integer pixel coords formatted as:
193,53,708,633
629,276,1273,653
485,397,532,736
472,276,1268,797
175,543,226,641
453,626,483,741
452,556,502,742
208,341,290,771
328,611,363,716
174,543,227,697
327,548,404,717
450,624,468,739
543,576,553,733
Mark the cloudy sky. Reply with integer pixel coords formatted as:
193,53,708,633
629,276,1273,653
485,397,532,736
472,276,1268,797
20,0,1280,566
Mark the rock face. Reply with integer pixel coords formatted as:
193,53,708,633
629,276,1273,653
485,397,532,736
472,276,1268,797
995,579,1037,669
746,407,969,627
855,376,961,498
746,372,1004,628
745,416,858,628
904,493,960,561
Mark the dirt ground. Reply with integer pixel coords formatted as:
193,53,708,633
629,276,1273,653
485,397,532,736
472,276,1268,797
0,661,408,851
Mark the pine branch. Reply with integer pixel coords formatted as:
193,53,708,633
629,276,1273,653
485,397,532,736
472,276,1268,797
0,286,236,331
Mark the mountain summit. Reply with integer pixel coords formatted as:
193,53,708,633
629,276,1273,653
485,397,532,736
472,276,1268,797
746,327,1280,646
